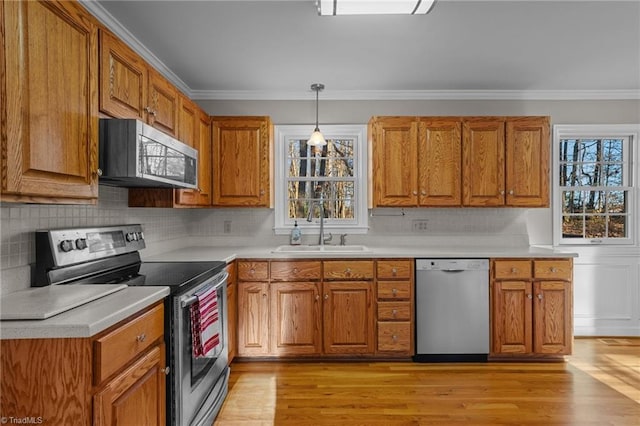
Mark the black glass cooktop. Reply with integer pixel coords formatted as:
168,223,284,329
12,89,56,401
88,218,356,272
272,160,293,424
75,261,226,294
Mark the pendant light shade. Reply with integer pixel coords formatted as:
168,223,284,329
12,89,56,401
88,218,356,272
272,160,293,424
318,0,436,15
307,83,327,147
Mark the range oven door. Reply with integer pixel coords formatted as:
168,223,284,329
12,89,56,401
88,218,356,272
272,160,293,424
173,271,229,426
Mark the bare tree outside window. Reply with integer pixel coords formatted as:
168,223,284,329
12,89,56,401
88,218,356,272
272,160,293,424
558,138,629,239
286,138,356,221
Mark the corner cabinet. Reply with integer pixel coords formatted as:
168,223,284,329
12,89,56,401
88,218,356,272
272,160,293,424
212,116,273,207
0,302,167,425
1,0,99,204
369,116,550,208
490,258,573,358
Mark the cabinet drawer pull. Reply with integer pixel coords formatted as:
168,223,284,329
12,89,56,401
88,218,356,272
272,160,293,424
392,288,398,296
550,267,558,273
392,335,398,341
392,309,398,317
391,268,397,276
136,333,146,343
511,268,517,273
249,268,255,275
293,268,299,274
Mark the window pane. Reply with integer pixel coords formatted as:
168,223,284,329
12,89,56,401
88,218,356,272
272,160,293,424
584,216,606,238
562,190,584,214
607,216,627,238
602,139,623,162
606,191,627,213
579,139,601,162
601,164,623,186
583,190,604,214
562,216,584,238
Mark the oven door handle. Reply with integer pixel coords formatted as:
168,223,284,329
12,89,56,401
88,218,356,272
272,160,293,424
179,272,229,308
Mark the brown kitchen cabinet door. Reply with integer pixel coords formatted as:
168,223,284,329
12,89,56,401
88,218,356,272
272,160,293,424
147,68,179,137
176,110,212,206
533,281,572,355
418,118,462,206
98,29,147,121
237,282,271,356
2,0,99,203
212,116,273,207
370,117,419,207
93,344,166,426
505,117,550,207
270,282,322,355
322,281,374,354
491,280,533,354
462,117,506,206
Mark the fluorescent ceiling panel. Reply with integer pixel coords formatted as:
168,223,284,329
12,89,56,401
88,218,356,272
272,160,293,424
318,0,436,15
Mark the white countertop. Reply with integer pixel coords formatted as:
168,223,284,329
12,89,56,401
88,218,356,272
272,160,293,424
0,286,169,339
145,244,578,263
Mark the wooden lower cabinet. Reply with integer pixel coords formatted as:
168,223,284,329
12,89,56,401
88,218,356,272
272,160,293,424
323,281,375,355
237,281,270,357
0,302,166,425
491,259,573,357
93,344,166,426
270,282,322,355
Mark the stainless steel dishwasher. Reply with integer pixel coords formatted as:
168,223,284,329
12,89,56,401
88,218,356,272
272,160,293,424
414,259,490,362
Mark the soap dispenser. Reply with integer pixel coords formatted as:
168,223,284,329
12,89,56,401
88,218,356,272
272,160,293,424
290,221,301,245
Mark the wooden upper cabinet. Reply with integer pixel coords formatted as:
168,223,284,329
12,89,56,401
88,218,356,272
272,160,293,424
175,111,212,206
177,95,198,149
419,118,462,206
98,29,178,138
147,69,179,138
462,117,506,207
212,116,273,207
506,117,550,207
1,0,99,204
369,117,419,207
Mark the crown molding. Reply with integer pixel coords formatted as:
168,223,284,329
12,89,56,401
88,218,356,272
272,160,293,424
191,89,640,101
79,0,191,96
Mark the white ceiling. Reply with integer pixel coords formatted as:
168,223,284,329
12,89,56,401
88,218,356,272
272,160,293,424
88,0,640,100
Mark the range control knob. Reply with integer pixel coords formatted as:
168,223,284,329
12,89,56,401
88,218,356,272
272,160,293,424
126,232,137,242
136,231,144,241
75,238,87,250
59,240,74,252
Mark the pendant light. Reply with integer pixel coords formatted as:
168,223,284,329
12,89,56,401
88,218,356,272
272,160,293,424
307,83,327,147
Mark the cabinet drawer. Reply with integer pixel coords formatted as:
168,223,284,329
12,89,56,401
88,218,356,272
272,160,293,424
377,260,412,279
323,260,374,280
270,261,321,281
377,301,411,321
377,322,411,352
238,261,269,281
94,303,164,384
377,281,411,300
493,260,532,280
534,259,572,280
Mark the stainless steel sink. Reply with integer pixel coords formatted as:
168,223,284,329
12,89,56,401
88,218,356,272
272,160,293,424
272,245,372,254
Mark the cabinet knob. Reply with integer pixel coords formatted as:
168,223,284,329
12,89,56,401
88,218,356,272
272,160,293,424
249,268,255,275
537,294,543,300
511,267,517,273
293,268,299,274
315,294,320,301
509,190,514,195
421,190,426,195
345,268,351,274
550,267,558,273
260,189,265,195
161,366,171,375
500,190,505,195
527,294,533,299
392,309,398,317
94,168,103,177
392,268,397,276
136,333,146,343
392,288,398,296
392,335,398,341
324,294,329,300
412,190,418,195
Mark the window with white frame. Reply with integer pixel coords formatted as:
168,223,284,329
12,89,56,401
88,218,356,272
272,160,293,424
553,124,638,245
274,125,368,234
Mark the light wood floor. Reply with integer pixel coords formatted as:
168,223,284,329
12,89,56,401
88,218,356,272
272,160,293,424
215,338,640,425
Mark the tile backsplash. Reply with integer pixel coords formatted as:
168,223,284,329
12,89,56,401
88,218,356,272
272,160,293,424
1,186,530,293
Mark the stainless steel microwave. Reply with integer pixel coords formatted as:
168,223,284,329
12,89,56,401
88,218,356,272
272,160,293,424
99,119,198,189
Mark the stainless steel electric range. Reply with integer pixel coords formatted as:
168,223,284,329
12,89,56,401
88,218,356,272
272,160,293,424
32,224,229,426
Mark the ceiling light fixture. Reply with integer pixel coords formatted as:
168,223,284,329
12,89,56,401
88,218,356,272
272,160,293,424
317,0,436,16
307,83,327,147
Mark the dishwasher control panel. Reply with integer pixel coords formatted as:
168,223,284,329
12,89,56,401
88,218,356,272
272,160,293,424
415,259,489,271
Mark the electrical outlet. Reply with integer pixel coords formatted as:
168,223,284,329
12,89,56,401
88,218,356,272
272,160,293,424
223,220,232,234
412,219,429,232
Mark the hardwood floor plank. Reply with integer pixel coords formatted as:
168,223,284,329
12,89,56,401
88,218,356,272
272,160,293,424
215,338,640,425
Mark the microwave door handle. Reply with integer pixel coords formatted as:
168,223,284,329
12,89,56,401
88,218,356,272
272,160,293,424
179,272,229,308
